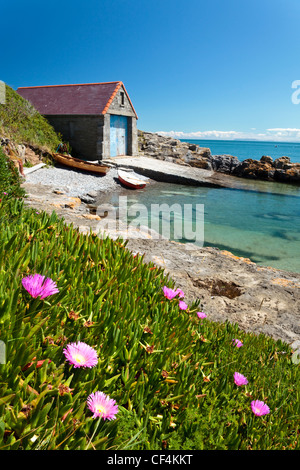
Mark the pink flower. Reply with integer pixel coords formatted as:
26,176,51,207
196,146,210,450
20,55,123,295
197,312,207,319
251,400,270,416
233,339,243,348
162,286,177,300
22,274,59,299
179,300,188,310
87,391,119,420
233,372,248,386
63,341,98,368
175,289,185,298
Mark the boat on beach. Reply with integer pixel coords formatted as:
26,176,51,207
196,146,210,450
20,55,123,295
52,153,110,175
118,168,148,189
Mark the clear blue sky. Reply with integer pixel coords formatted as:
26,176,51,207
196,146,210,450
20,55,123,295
2,0,300,141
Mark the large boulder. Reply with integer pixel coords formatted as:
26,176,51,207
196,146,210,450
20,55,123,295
232,158,274,179
273,156,292,169
231,155,300,183
138,130,212,168
274,166,300,183
211,155,240,173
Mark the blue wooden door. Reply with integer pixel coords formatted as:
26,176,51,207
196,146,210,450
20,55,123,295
110,115,128,156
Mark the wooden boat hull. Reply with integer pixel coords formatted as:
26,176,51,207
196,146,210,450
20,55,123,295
52,153,110,175
118,169,147,189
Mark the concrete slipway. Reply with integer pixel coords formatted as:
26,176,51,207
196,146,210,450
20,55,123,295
102,155,281,193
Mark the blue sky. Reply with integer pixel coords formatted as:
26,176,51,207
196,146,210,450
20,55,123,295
2,0,300,141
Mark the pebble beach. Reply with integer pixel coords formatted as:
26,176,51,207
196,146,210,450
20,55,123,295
24,165,122,197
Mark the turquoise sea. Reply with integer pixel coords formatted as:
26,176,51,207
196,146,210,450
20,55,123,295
110,140,300,273
180,139,300,163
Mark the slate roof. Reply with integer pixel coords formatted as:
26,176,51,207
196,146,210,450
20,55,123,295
17,81,138,118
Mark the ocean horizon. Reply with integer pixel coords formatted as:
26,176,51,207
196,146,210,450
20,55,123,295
179,139,300,164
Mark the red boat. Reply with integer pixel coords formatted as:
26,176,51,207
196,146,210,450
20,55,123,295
118,169,148,189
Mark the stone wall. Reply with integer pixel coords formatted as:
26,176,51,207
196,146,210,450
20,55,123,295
108,84,137,118
46,112,138,160
126,117,138,156
46,115,103,160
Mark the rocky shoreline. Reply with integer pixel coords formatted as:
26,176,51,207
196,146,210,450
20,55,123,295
22,175,300,349
2,131,300,185
138,130,300,184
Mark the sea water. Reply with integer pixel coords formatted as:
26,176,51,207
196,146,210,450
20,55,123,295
108,140,300,273
109,180,300,274
180,139,300,163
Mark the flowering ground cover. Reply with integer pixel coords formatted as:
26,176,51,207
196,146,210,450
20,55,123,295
0,165,299,449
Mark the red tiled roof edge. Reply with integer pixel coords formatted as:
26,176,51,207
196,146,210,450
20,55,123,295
101,81,123,115
122,83,138,120
101,81,138,119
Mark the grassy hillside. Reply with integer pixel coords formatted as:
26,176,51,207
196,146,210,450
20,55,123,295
0,84,61,153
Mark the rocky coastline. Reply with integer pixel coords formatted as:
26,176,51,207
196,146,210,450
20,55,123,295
2,133,300,348
2,131,300,185
138,130,300,184
21,176,300,349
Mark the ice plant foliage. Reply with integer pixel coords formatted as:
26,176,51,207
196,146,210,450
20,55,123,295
22,273,59,299
87,391,119,420
251,400,270,417
234,372,248,386
63,341,98,368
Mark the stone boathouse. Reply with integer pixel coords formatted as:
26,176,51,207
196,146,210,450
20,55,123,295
17,81,138,160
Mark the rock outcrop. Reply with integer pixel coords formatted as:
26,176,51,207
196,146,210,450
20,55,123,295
138,130,300,184
1,137,53,177
231,156,300,183
138,131,212,169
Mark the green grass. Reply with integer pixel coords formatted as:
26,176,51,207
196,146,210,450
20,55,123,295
0,85,61,153
0,167,299,450
0,147,25,198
